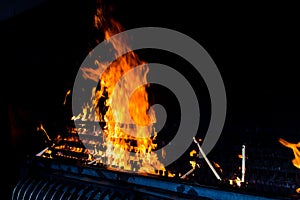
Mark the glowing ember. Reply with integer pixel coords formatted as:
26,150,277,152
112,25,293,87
278,138,300,169
73,0,165,175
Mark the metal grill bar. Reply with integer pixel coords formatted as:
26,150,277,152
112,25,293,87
12,157,282,200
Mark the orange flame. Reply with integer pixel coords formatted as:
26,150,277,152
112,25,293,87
74,0,165,174
278,138,300,194
63,89,71,105
278,138,300,169
37,122,51,142
213,161,223,173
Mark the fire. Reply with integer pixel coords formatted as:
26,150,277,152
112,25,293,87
73,0,165,175
213,161,223,173
229,176,242,187
63,89,71,105
190,161,196,168
37,122,51,142
278,138,300,169
190,149,197,157
279,138,300,194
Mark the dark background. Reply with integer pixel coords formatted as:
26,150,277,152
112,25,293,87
1,0,299,199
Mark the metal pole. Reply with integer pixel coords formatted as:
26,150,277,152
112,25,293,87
193,137,222,181
241,145,246,182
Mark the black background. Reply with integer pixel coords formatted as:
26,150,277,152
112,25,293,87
1,0,299,199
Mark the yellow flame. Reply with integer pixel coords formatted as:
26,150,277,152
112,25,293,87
73,0,165,175
190,149,197,157
229,176,242,187
190,161,196,169
279,138,300,169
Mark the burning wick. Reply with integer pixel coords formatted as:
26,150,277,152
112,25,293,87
193,137,222,181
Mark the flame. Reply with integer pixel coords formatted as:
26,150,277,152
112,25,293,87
190,149,197,157
229,176,242,187
190,161,196,169
213,161,223,173
73,0,166,175
37,122,51,142
278,138,300,169
64,89,71,105
278,138,300,194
